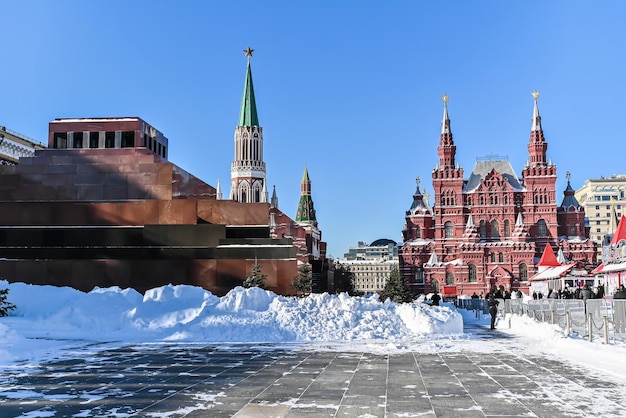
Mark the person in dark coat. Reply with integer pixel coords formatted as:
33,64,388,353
614,285,626,299
488,293,499,330
596,284,605,299
580,284,593,301
430,291,441,306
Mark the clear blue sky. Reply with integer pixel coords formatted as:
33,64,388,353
2,1,625,258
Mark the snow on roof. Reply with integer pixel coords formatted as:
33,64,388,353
530,263,577,281
405,239,435,246
52,117,141,123
464,160,524,193
593,261,626,274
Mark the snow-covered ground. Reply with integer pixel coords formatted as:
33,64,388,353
1,279,626,383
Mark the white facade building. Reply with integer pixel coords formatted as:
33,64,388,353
575,175,626,261
340,239,399,294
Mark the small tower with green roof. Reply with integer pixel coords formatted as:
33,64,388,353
230,47,267,203
295,165,317,226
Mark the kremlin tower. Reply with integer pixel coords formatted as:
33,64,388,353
230,47,267,203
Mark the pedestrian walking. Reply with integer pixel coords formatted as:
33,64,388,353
488,293,499,330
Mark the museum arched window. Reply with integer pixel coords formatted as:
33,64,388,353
444,221,454,238
504,220,511,238
490,252,496,262
468,264,477,283
415,227,421,239
498,252,504,263
415,267,424,284
537,219,548,237
445,272,454,285
519,263,528,281
491,220,499,239
479,220,486,239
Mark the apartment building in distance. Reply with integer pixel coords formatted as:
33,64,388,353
575,174,626,261
339,239,399,294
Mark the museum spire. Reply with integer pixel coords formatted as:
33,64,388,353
527,90,547,166
437,94,456,169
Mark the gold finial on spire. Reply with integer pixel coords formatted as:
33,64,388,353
442,93,449,103
532,90,539,100
243,46,254,60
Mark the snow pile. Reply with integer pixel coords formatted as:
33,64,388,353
0,281,462,366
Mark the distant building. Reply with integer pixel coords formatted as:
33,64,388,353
343,239,398,260
340,239,399,293
0,125,46,164
400,92,597,298
575,174,626,261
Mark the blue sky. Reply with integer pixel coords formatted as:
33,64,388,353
2,1,625,258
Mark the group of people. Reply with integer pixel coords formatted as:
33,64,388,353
470,286,523,301
532,283,614,300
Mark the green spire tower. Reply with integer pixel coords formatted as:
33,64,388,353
238,48,259,127
230,47,267,203
295,165,317,225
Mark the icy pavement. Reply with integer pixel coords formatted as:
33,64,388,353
1,327,625,417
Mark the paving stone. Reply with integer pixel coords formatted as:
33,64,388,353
1,327,625,417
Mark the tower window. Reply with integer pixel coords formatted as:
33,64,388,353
519,263,528,281
468,264,476,283
73,132,83,148
105,132,115,148
121,131,134,148
444,221,453,238
53,132,68,149
537,219,547,237
89,132,99,148
415,267,424,284
445,272,454,285
491,220,500,239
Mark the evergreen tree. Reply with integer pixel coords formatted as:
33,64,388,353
242,261,267,289
379,268,414,303
292,262,312,295
0,288,16,317
334,264,356,295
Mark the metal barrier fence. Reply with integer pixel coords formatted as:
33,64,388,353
455,298,626,344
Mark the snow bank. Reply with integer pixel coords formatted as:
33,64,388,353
0,281,463,366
